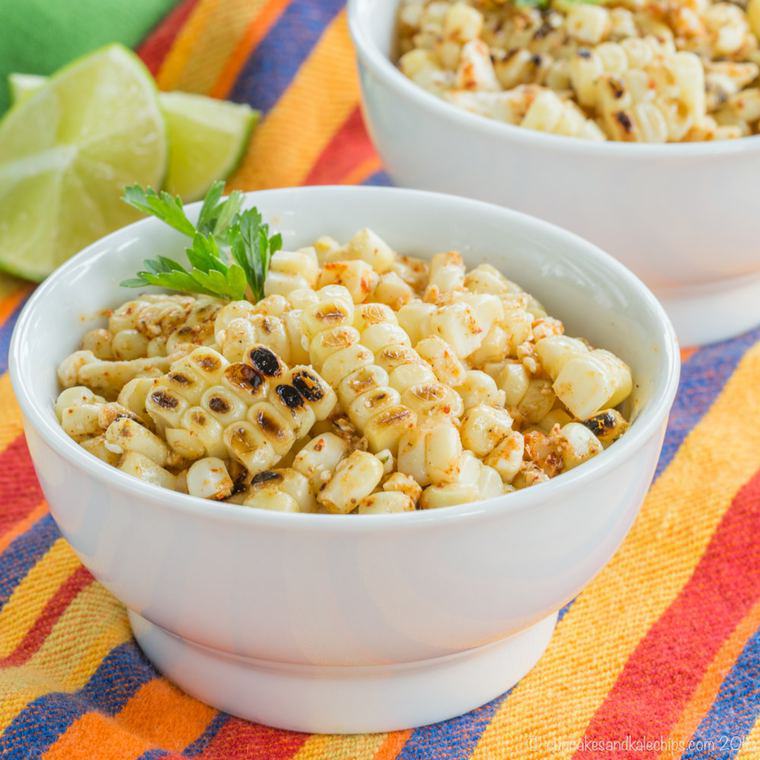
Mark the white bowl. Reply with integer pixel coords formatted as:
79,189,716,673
10,186,679,733
348,0,760,346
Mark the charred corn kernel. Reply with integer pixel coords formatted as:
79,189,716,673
420,482,479,509
81,328,114,359
383,471,423,504
558,422,603,469
318,260,379,303
364,404,417,453
348,387,402,428
583,408,629,445
165,427,206,460
308,325,360,370
456,370,505,410
117,377,153,420
535,335,589,379
105,417,169,466
460,404,513,457
120,451,177,490
289,366,338,420
182,407,226,458
398,300,435,345
457,39,500,91
553,349,632,418
187,457,233,500
484,430,524,483
415,336,467,386
497,361,530,407
345,228,396,274
318,450,385,513
374,344,425,377
292,433,349,491
320,344,374,386
80,435,121,465
301,286,355,339
371,272,415,310
224,421,280,472
358,491,415,514
360,323,411,353
55,386,100,420
246,401,297,455
538,407,574,433
201,386,248,426
244,486,300,512
402,382,463,419
431,302,483,358
338,364,390,407
246,468,316,512
354,302,398,331
388,362,437,394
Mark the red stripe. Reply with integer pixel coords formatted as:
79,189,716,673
0,436,45,536
197,718,308,759
303,107,378,186
0,565,93,666
574,467,760,759
137,0,201,76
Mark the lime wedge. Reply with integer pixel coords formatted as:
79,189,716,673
0,45,166,281
7,73,47,106
10,75,258,205
160,92,258,202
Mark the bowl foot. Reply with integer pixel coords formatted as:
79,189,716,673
658,273,760,346
129,610,557,734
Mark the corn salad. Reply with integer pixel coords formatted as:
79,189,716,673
56,227,633,513
397,0,760,142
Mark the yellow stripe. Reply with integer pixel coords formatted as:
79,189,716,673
736,717,760,759
0,374,24,454
294,733,389,760
0,583,130,731
473,341,760,759
658,600,760,759
0,540,80,657
157,0,267,94
228,10,359,191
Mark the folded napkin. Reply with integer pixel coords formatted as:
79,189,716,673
0,2,757,757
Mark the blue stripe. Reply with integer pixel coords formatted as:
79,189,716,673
0,290,32,374
0,514,59,612
397,692,509,759
682,629,760,760
229,0,345,114
138,751,171,760
362,170,392,187
655,325,760,479
184,712,230,757
0,642,157,758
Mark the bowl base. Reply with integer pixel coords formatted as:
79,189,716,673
658,272,760,346
129,610,557,734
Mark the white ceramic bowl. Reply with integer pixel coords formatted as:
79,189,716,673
10,186,679,733
348,0,760,346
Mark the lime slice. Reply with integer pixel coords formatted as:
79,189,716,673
7,73,47,106
160,92,258,202
0,45,167,281
8,74,257,205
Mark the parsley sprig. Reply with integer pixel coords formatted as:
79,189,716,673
120,182,281,302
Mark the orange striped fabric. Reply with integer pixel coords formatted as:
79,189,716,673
0,3,758,758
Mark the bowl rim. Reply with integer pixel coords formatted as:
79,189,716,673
347,0,760,158
10,185,680,532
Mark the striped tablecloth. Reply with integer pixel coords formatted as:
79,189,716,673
0,2,758,757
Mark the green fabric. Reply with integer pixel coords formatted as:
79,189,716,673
0,0,177,115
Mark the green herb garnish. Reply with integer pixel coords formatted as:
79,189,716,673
120,182,281,302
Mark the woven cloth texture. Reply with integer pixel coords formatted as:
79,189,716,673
0,1,758,758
